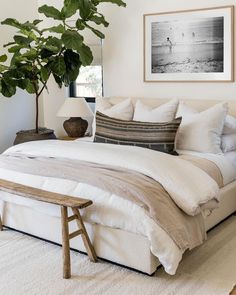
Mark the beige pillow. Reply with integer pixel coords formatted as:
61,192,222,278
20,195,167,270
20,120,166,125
133,99,179,122
96,97,134,120
176,102,228,154
92,97,134,136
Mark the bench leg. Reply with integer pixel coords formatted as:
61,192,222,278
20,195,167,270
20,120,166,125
61,206,71,279
72,208,97,263
0,214,3,231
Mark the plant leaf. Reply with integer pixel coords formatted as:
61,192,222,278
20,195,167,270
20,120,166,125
25,80,37,94
1,18,41,33
43,24,65,34
92,0,126,7
46,37,62,51
62,30,84,50
33,19,43,26
77,44,93,66
76,19,86,30
22,49,38,60
50,56,66,76
62,0,79,18
90,15,109,27
14,35,32,46
38,5,62,20
63,49,82,82
89,27,105,39
0,55,7,63
0,64,8,73
53,74,63,88
77,0,95,20
1,18,23,29
40,67,50,82
17,79,29,90
19,29,38,41
1,78,16,97
8,45,24,53
40,48,55,59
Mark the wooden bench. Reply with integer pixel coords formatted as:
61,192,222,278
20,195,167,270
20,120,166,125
0,179,97,279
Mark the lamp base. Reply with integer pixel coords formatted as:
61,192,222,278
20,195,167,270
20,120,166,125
63,117,88,138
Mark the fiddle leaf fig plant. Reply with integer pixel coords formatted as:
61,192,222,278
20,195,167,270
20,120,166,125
0,0,126,133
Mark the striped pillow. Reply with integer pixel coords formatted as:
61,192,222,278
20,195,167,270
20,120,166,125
94,111,182,155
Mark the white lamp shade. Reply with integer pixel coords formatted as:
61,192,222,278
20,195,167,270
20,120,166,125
57,97,93,118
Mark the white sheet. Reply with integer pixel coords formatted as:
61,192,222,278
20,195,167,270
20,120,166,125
0,140,220,275
178,149,236,185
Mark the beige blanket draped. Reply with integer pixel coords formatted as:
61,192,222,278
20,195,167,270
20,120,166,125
0,153,223,251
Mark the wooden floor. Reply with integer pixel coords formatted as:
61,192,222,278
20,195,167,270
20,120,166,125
230,286,236,295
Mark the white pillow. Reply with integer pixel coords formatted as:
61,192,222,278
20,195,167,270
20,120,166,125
133,99,179,122
223,114,236,134
175,102,198,118
176,102,228,154
96,97,134,120
92,97,134,136
221,134,236,153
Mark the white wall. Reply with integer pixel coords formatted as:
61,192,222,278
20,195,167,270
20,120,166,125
38,0,236,136
0,0,39,152
101,0,236,99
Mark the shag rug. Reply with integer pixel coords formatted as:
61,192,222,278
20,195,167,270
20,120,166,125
0,216,235,295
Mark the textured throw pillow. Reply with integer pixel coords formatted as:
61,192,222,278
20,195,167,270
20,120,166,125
221,134,236,153
92,97,134,137
133,99,179,122
176,102,228,154
223,114,236,134
94,111,182,155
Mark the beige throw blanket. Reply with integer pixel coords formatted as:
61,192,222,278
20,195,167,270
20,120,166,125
0,153,222,251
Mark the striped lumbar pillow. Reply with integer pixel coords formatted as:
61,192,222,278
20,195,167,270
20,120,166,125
94,111,182,155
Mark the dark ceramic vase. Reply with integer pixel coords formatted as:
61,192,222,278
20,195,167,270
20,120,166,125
63,117,88,138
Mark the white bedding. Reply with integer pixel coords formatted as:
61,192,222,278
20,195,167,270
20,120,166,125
0,140,223,275
178,149,236,185
224,151,236,170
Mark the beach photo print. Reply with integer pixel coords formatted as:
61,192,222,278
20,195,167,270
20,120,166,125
144,6,234,82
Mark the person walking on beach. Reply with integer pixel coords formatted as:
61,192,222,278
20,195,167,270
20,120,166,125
166,37,173,53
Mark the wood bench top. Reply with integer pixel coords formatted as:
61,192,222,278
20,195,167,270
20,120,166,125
0,179,92,209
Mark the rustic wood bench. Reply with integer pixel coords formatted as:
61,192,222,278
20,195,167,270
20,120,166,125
0,179,97,279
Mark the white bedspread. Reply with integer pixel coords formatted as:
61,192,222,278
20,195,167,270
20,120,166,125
0,140,221,275
178,149,236,185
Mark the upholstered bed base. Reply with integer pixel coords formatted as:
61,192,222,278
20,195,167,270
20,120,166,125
0,181,236,275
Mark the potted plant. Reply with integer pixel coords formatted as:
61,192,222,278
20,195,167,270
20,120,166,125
0,0,126,145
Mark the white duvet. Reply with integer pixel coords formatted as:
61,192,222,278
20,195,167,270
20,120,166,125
0,140,224,274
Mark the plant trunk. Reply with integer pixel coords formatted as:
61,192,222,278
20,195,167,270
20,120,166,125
36,94,39,133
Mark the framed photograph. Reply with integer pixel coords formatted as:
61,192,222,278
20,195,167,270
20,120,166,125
144,6,234,82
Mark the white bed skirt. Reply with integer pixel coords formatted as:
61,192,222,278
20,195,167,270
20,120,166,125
1,181,236,275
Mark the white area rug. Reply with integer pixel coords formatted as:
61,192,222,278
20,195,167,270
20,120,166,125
0,216,235,295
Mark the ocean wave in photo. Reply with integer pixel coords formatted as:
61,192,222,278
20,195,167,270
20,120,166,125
151,16,224,73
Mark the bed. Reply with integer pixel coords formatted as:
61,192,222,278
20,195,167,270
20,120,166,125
0,98,236,276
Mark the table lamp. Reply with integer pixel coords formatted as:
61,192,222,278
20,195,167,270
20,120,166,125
57,97,93,138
